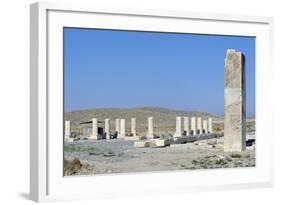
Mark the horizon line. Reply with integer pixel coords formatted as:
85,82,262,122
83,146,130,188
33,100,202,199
64,106,256,118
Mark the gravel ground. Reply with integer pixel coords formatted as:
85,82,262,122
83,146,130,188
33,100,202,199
64,139,255,176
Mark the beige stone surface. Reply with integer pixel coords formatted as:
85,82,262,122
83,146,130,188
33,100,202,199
134,139,172,148
174,116,182,138
105,118,110,140
197,117,202,135
115,118,120,134
191,117,196,135
124,136,146,141
183,117,189,136
131,118,136,136
146,117,154,139
64,120,71,140
134,140,151,148
154,139,173,147
203,120,208,134
208,118,213,133
65,138,74,143
89,118,98,139
120,119,126,138
224,49,246,152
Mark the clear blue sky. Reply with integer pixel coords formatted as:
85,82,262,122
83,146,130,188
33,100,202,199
64,28,255,117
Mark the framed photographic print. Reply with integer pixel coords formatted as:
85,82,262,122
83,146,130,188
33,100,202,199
30,2,274,202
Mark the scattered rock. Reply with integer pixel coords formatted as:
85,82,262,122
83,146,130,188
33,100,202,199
64,158,82,175
103,149,116,157
160,133,173,140
188,153,255,169
207,139,217,145
134,140,151,148
230,153,242,158
89,151,101,156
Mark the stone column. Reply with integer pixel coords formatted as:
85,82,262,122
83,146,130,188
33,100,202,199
208,118,213,134
174,116,182,138
105,118,110,139
64,120,71,142
224,49,246,152
90,118,98,139
120,119,126,137
197,117,202,135
115,118,120,134
203,120,208,134
183,117,189,136
191,117,196,136
146,117,154,139
131,118,137,136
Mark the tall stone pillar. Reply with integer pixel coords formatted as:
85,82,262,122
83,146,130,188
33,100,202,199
115,118,120,134
90,118,98,139
174,116,182,138
197,117,202,135
203,120,208,134
208,118,213,134
131,118,137,136
105,118,110,139
224,49,246,152
64,120,71,142
183,117,189,136
146,117,154,139
120,119,126,137
191,117,196,136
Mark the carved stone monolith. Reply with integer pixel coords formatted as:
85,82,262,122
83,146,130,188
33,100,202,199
224,49,246,152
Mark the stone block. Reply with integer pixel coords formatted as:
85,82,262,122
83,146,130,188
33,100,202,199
124,136,147,141
153,139,173,147
170,143,194,148
174,137,188,144
65,138,73,143
134,140,151,148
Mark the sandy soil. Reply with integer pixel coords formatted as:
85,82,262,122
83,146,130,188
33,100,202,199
64,139,255,176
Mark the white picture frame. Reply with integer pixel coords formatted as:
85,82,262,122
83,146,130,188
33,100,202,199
30,2,274,202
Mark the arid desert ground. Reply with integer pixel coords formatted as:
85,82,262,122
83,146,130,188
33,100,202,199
63,107,255,176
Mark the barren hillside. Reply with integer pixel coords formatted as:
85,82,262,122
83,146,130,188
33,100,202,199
64,107,222,135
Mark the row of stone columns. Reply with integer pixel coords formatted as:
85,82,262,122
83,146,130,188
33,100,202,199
175,116,213,137
87,118,136,139
65,116,214,141
114,118,126,138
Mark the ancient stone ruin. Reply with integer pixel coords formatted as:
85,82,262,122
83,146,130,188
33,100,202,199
64,120,73,143
64,115,215,147
224,49,246,152
64,49,249,152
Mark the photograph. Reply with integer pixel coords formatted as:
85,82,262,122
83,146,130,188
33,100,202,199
63,28,256,176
